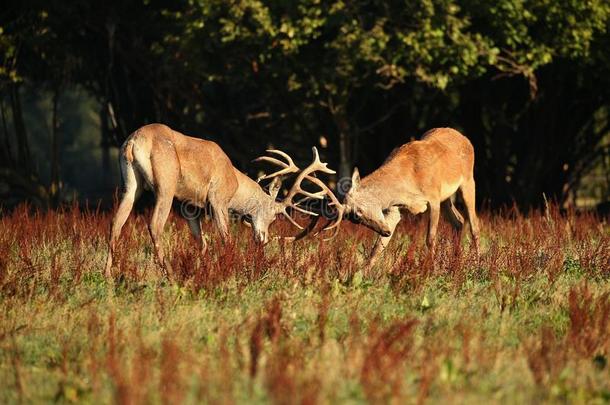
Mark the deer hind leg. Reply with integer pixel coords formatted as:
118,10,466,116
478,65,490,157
365,207,401,271
187,216,207,256
148,150,179,278
458,177,480,254
441,198,464,233
105,161,142,277
149,192,174,278
426,200,441,253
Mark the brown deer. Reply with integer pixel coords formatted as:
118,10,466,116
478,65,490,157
105,123,335,277
320,127,480,268
104,124,238,277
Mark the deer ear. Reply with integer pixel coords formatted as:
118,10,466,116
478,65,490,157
350,167,361,192
268,177,282,200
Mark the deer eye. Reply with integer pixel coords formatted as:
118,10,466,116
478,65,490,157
355,209,363,219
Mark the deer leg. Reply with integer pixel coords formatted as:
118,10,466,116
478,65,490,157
426,200,441,254
212,205,231,242
147,144,180,278
105,162,142,278
149,193,174,278
441,198,464,233
187,216,207,256
365,207,401,271
208,187,233,243
459,177,480,254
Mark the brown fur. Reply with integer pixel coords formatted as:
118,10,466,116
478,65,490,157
343,127,480,268
105,123,239,277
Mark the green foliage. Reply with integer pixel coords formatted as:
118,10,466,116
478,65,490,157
1,0,610,206
170,0,609,93
0,25,20,84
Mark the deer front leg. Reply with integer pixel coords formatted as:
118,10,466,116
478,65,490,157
426,200,441,254
208,186,233,244
211,204,231,243
365,207,401,272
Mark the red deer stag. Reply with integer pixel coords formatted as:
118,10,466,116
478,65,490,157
105,123,336,277
322,128,480,268
104,124,238,277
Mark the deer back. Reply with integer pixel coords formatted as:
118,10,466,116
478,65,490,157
363,127,474,201
125,123,238,206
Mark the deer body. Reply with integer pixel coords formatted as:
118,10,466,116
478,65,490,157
343,127,480,267
104,123,238,277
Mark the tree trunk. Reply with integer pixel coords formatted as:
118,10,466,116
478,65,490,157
0,99,14,168
100,104,111,190
338,130,351,181
10,84,33,175
332,108,353,195
50,87,62,206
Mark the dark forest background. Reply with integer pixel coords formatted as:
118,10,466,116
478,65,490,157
1,0,609,210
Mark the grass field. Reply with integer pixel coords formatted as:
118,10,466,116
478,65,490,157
0,204,608,404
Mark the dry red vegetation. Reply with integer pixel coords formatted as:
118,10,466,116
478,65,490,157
0,203,608,403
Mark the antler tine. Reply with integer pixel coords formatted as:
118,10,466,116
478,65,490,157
290,204,319,217
281,147,345,233
266,149,296,167
283,147,332,201
302,175,344,231
281,209,304,230
254,149,300,183
253,156,287,168
311,146,336,175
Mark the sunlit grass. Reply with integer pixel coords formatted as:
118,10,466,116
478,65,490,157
0,204,608,404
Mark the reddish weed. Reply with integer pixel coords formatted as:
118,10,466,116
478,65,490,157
360,318,418,402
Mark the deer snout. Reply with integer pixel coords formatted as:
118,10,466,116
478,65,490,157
380,229,392,237
345,210,362,224
255,229,269,245
365,221,392,237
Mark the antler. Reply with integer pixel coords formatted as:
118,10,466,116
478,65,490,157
254,148,315,229
253,149,300,182
254,147,344,233
282,147,344,232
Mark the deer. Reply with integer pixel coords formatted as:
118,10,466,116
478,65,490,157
319,127,480,269
104,123,239,278
105,123,337,278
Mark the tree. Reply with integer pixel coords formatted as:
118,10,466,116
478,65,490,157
1,0,609,208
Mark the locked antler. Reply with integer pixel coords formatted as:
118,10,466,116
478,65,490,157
254,147,344,232
254,149,300,183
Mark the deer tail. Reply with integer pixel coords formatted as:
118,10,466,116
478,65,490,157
124,140,135,163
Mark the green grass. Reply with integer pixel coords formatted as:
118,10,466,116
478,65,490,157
0,205,608,404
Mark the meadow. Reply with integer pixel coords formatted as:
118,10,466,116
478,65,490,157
0,204,608,404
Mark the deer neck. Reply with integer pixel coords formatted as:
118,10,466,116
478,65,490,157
361,162,425,210
229,170,274,217
359,173,402,209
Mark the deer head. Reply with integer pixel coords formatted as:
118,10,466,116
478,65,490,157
249,146,342,243
235,175,282,244
341,168,393,236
